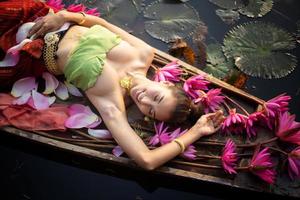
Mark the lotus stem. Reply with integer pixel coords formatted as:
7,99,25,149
268,146,288,156
222,101,231,113
196,154,220,159
224,95,250,116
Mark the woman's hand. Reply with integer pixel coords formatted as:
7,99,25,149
193,110,225,137
28,10,66,38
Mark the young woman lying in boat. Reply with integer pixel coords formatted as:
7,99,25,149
1,5,224,170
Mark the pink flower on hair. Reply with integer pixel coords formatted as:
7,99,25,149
264,93,291,118
276,112,300,145
222,109,246,135
149,122,172,146
249,147,276,184
183,75,210,99
194,88,224,113
288,146,300,180
221,139,238,174
153,60,182,82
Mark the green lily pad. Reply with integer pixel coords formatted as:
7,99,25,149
296,20,300,44
239,0,273,18
203,43,235,79
223,21,297,79
216,9,240,24
209,0,245,9
143,1,201,42
89,0,139,30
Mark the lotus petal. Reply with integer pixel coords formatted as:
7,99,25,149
16,22,35,43
54,82,69,100
86,118,102,128
223,21,297,79
87,129,113,139
209,0,245,9
64,113,98,129
239,0,273,18
31,90,55,110
12,92,31,105
144,1,201,42
112,145,124,157
43,72,59,94
11,77,36,97
64,81,83,97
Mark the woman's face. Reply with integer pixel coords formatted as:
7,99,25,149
130,81,177,121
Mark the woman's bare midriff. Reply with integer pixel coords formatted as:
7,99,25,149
56,25,145,76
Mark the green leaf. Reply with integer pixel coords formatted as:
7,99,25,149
90,0,139,30
203,43,235,79
209,0,245,9
223,21,297,79
216,9,240,24
239,0,273,18
143,1,201,42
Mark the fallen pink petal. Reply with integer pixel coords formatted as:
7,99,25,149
112,145,124,157
54,82,69,100
12,92,31,105
87,129,113,139
42,72,59,95
64,113,98,129
11,77,36,97
64,81,83,97
28,90,55,110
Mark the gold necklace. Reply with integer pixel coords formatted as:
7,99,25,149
119,76,132,92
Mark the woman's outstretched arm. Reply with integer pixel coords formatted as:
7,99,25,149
85,67,224,170
29,10,152,51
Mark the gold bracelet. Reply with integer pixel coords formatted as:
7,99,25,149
173,139,185,153
78,12,86,25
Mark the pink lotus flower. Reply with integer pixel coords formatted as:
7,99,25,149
66,4,100,16
264,93,291,118
149,122,172,146
194,88,224,113
183,75,210,99
276,112,300,145
222,109,246,135
180,145,197,161
249,147,276,184
245,112,262,138
46,0,65,11
153,60,182,82
67,4,86,12
288,146,300,180
221,139,238,174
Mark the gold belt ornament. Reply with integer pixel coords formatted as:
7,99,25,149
42,32,63,75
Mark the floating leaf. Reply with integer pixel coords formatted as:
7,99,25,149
223,21,297,79
216,9,240,24
144,1,201,42
239,0,273,18
296,20,300,44
209,0,245,9
86,0,139,30
203,43,234,79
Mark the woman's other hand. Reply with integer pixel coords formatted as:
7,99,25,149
28,10,66,38
193,110,225,137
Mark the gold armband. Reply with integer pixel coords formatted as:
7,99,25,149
173,139,185,153
78,12,86,25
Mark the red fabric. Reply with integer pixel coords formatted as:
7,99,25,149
0,93,69,131
0,0,50,90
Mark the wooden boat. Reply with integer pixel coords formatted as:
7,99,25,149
0,48,299,198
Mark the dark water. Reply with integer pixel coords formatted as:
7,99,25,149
0,0,300,199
